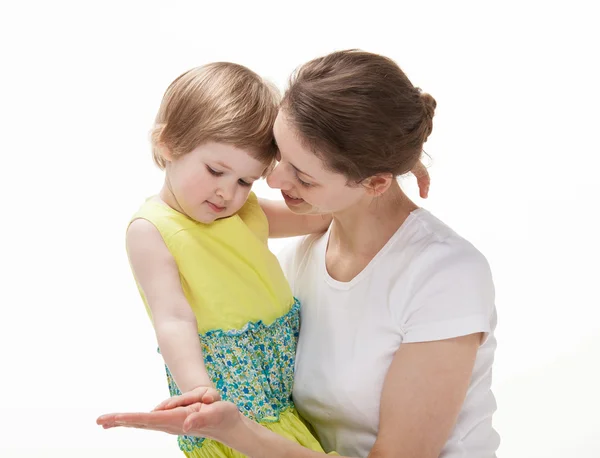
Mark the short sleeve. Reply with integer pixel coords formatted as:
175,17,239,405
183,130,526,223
400,240,496,344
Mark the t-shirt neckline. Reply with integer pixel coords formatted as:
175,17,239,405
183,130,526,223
321,208,424,290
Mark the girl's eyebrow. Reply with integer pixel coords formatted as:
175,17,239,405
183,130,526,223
215,160,232,171
215,160,260,180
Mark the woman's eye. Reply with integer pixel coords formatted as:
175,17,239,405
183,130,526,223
297,175,312,188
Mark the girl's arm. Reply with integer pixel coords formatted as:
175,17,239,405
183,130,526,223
259,198,332,238
126,219,213,393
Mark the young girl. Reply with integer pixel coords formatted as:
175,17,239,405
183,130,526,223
125,62,331,457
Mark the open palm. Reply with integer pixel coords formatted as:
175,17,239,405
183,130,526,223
97,400,241,440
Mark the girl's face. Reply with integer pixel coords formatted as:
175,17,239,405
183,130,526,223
164,141,265,223
267,112,367,215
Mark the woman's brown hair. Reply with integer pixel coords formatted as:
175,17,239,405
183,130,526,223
281,49,436,183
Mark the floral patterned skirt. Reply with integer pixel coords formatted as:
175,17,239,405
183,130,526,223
161,299,326,456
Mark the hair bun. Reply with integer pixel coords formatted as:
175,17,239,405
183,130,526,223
416,89,436,142
420,92,437,119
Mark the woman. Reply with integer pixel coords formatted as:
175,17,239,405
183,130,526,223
99,49,499,458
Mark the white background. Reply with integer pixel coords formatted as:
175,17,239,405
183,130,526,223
1,1,598,457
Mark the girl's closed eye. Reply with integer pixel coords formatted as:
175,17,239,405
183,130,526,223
206,166,223,177
238,179,252,187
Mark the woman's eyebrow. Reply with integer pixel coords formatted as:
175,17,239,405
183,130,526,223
291,163,315,180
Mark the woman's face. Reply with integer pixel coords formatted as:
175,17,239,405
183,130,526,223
267,111,367,215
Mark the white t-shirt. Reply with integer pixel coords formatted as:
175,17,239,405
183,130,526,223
278,208,500,458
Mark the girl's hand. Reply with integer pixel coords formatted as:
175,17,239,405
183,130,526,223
153,385,221,411
411,160,430,199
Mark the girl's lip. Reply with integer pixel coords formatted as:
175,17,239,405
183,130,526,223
207,201,225,212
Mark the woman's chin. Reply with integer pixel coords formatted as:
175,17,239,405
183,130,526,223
285,201,312,214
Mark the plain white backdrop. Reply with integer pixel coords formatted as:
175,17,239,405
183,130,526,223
1,1,598,457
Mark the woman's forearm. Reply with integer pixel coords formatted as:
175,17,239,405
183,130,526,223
217,414,353,458
219,414,324,458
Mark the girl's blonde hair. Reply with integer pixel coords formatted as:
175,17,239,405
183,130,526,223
151,62,280,172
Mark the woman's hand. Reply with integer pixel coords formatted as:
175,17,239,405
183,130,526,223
98,400,335,457
97,400,241,439
152,385,221,411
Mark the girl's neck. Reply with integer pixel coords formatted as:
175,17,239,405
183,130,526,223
158,176,185,215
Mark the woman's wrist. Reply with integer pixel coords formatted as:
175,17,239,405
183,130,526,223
216,414,322,458
211,412,264,457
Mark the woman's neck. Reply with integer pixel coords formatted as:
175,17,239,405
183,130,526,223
328,182,418,259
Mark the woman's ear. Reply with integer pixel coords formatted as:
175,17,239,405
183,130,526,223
363,173,394,196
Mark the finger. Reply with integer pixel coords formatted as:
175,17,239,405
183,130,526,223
182,403,206,432
182,412,205,433
411,160,427,177
154,391,202,411
410,161,429,199
152,399,171,411
201,391,220,404
97,413,118,427
417,172,430,199
419,177,430,199
111,418,177,433
114,411,177,424
97,413,118,422
102,421,122,429
113,423,177,434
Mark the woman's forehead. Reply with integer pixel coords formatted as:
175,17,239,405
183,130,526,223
274,114,316,162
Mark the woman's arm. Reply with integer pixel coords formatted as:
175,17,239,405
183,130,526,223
184,335,480,458
126,219,214,394
214,413,341,457
259,198,332,238
369,333,482,458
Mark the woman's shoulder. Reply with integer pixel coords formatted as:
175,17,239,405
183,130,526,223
382,208,494,306
387,209,496,342
397,208,490,269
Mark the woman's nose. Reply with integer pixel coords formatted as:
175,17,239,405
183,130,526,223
266,162,286,190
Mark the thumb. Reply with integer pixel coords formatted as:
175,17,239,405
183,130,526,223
182,411,204,433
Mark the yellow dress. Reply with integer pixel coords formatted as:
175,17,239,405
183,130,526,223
130,192,327,457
